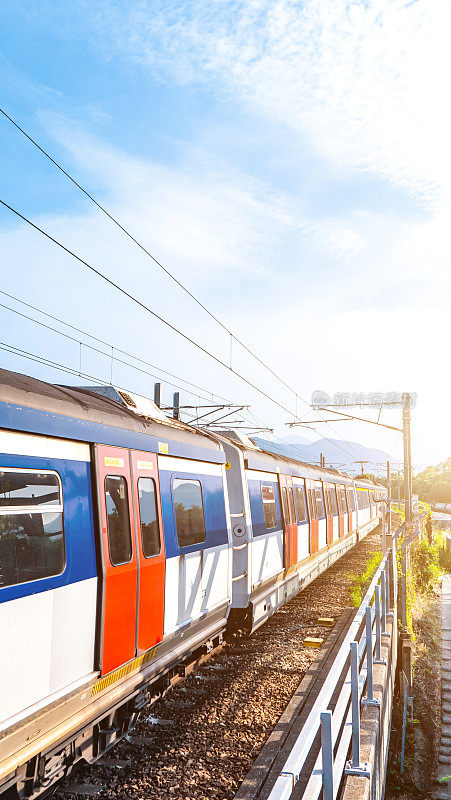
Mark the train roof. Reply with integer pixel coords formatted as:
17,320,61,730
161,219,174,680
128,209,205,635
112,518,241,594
216,429,355,485
216,430,385,489
0,369,225,463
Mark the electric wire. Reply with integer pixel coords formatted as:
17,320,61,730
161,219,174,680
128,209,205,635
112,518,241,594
0,197,307,420
0,106,311,407
0,291,234,406
0,107,380,462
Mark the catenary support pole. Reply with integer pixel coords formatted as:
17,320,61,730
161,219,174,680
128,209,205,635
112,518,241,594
403,393,412,522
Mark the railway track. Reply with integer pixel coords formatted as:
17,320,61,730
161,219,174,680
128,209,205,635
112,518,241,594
54,527,385,800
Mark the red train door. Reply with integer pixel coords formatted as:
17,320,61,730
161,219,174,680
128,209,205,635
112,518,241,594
96,445,138,676
338,485,345,538
306,480,318,553
325,485,333,545
131,451,165,653
279,475,297,569
346,488,353,533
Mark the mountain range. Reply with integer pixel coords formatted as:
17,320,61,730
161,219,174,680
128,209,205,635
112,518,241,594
251,434,398,476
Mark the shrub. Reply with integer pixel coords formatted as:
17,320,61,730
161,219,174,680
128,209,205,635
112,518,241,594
349,552,383,607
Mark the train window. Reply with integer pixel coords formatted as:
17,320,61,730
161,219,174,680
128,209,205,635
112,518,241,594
281,487,289,523
288,488,296,523
341,488,347,512
357,490,369,510
173,479,206,548
330,488,338,516
315,487,324,517
347,490,355,512
138,477,161,558
306,489,312,519
262,485,278,529
308,489,317,519
105,475,133,566
295,487,307,522
324,489,329,515
0,468,65,588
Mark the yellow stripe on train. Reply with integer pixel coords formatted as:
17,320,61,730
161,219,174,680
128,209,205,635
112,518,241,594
91,645,160,696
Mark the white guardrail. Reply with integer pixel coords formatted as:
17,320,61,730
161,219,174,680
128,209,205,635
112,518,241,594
267,545,397,800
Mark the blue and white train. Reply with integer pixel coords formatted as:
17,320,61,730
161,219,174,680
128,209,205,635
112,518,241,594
0,369,386,800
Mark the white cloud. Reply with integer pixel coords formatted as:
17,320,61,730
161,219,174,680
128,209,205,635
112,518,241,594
97,0,451,207
1,2,450,465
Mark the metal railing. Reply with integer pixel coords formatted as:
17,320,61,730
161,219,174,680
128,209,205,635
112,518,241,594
267,548,395,800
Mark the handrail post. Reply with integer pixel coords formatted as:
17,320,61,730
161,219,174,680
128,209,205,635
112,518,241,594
321,711,334,800
381,572,387,634
392,542,397,609
385,559,392,616
345,642,370,778
401,541,407,631
374,585,386,664
363,606,380,707
350,641,360,768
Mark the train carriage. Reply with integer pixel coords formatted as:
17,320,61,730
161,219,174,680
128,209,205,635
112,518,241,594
218,432,385,634
0,370,231,800
0,369,387,800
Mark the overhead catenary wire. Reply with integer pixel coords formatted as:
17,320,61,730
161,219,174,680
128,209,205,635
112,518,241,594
0,108,388,464
0,111,377,462
0,281,370,462
0,106,309,408
0,197,327,423
0,222,372,462
0,291,234,406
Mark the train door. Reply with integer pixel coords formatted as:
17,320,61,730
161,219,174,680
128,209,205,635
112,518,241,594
131,451,165,653
306,479,318,553
337,485,345,538
325,484,333,545
346,487,354,532
96,445,138,675
330,486,339,541
369,491,375,520
315,482,327,549
279,475,297,569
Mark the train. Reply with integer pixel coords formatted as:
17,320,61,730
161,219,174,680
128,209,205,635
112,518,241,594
0,368,387,800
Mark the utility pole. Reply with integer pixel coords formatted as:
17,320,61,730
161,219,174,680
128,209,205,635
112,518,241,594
353,460,369,477
387,460,391,538
320,453,325,468
403,393,412,522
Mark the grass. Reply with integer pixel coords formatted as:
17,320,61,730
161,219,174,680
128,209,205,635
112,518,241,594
349,551,383,607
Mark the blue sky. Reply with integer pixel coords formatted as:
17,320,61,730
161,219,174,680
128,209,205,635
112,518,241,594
0,0,449,469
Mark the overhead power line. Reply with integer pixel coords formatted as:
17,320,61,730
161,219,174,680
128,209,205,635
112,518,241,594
0,198,308,421
0,290,233,406
0,106,309,407
0,196,372,462
0,109,380,462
